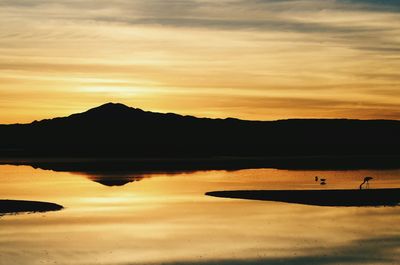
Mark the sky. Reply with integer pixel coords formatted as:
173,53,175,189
0,0,399,123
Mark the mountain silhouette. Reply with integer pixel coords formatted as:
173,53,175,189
0,102,399,158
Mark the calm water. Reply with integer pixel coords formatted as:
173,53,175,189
1,164,400,265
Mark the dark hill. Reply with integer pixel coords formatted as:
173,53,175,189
0,103,399,158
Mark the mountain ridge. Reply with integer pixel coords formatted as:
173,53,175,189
3,102,398,127
18,103,248,128
0,102,399,158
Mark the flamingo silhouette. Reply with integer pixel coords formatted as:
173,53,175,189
360,176,373,190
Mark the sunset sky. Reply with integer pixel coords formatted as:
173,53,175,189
1,0,399,123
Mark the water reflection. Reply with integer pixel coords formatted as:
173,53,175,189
0,165,400,265
142,235,400,264
83,173,146,187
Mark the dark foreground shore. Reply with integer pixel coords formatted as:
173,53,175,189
1,155,399,172
0,200,63,214
206,188,400,207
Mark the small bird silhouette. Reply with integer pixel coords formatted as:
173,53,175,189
360,176,373,190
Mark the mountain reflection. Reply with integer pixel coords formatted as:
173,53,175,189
3,157,400,188
82,173,146,187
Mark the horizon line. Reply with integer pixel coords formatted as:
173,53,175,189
1,102,399,126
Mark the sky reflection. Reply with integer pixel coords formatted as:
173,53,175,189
0,165,400,265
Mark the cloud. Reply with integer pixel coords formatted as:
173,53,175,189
341,0,400,11
0,0,399,122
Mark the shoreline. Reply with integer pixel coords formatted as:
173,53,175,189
206,188,400,207
0,155,399,171
0,200,63,214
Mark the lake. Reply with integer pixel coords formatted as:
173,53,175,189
1,164,400,265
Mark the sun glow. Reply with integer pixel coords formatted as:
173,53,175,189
0,0,399,123
79,86,149,95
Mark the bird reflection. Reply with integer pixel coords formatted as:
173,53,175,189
320,178,327,185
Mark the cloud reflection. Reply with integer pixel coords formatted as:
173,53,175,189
136,235,400,265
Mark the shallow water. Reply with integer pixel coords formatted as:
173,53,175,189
1,165,400,265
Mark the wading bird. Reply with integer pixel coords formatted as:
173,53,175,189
360,176,373,190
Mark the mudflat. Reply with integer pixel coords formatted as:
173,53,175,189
206,188,400,207
0,200,63,214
